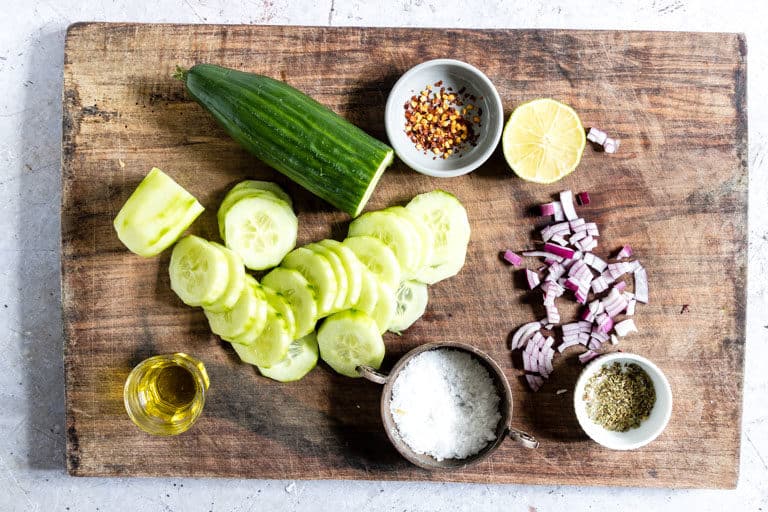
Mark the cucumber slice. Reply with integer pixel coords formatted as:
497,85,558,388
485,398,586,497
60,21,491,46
281,247,338,317
316,239,363,309
306,243,348,313
258,332,319,382
229,277,269,345
317,310,385,378
353,269,380,316
388,280,429,333
203,242,246,313
406,190,470,271
114,168,204,257
204,276,259,340
231,304,291,367
348,211,420,277
261,285,297,340
385,206,434,276
169,235,229,307
369,280,396,334
261,268,318,338
218,187,291,240
223,195,298,270
342,236,401,291
227,180,293,208
416,254,467,285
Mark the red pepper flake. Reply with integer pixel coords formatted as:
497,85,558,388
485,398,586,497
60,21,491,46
403,83,481,158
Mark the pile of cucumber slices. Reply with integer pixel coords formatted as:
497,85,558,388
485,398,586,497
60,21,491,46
114,168,470,382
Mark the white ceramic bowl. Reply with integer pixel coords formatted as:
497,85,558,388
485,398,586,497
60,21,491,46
384,59,504,178
574,352,672,450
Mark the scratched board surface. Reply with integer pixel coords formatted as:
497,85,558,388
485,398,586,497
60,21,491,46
61,24,747,487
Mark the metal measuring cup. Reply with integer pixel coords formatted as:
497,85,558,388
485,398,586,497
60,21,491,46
357,341,538,470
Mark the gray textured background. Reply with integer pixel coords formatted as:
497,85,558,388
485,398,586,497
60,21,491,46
2,0,766,510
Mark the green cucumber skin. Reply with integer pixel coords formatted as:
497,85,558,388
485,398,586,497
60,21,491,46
183,64,394,216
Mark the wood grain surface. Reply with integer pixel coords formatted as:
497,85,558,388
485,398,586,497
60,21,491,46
61,23,747,487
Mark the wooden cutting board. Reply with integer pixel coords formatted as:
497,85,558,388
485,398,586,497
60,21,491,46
61,23,747,488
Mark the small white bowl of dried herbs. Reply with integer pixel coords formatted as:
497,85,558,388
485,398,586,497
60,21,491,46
574,352,672,450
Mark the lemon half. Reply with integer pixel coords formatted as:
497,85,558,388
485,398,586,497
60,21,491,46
502,98,586,184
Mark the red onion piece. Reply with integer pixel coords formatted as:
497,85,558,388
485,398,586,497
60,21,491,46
634,266,649,303
603,137,620,154
540,202,556,216
579,350,599,364
550,234,569,246
552,201,565,222
558,339,582,353
610,334,619,345
588,339,602,350
523,251,564,262
626,298,637,316
543,243,575,259
615,245,633,260
569,218,585,228
587,128,608,145
503,250,523,266
583,252,607,272
559,190,578,221
578,332,591,344
546,262,566,281
577,191,591,206
614,319,638,337
562,322,582,334
511,321,542,350
569,231,588,244
544,346,555,375
526,374,544,392
614,280,627,292
526,269,540,290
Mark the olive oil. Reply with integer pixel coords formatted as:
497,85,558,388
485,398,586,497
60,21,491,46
124,353,209,436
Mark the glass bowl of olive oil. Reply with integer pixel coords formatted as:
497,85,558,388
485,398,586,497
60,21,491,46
124,353,209,436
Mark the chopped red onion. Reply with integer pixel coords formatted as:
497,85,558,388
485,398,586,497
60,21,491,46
543,243,575,259
572,222,589,233
578,332,591,344
511,321,542,350
628,260,642,272
523,251,564,262
545,323,554,330
526,374,544,391
580,236,598,252
614,280,627,292
569,218,585,228
579,320,592,332
588,339,602,350
577,191,591,206
579,350,599,364
526,269,540,290
596,313,613,334
544,336,555,350
610,334,619,345
585,223,600,237
546,304,560,324
558,339,582,353
569,231,588,245
559,190,578,221
550,234,569,246
544,347,555,375
545,262,566,281
583,252,607,272
614,319,638,337
626,298,636,316
503,250,523,266
540,202,556,216
564,278,580,292
587,128,608,145
591,276,610,294
615,245,633,260
603,137,620,154
562,322,582,334
634,266,649,303
552,201,565,222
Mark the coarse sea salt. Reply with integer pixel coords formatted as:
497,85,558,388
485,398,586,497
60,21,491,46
389,349,501,461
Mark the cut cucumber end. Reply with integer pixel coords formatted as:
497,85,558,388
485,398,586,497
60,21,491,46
352,149,394,218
